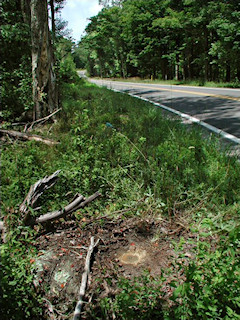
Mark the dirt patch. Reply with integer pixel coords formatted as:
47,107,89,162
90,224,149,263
34,217,195,319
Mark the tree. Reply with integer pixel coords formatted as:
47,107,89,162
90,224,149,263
83,0,240,83
30,0,58,120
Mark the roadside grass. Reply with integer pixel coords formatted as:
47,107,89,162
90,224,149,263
102,76,240,88
1,77,240,319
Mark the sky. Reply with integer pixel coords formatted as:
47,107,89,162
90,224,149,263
60,0,103,42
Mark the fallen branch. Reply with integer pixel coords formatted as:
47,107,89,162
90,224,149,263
35,192,100,223
0,171,100,230
25,108,61,132
73,236,99,320
0,129,59,146
35,191,100,224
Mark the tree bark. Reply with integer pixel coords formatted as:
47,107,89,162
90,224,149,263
30,0,58,120
226,62,231,82
49,0,56,43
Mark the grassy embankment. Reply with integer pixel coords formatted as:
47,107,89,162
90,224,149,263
106,76,240,88
1,77,240,319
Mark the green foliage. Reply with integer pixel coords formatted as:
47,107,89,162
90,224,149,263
59,54,79,83
0,0,32,121
0,227,43,320
56,37,79,84
169,225,240,319
78,0,240,83
94,272,166,319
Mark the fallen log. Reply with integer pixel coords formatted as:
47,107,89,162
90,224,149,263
73,236,99,320
0,129,59,146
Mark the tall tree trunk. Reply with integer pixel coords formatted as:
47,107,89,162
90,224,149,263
49,0,56,43
226,62,231,82
175,54,180,81
20,0,31,24
204,28,209,81
30,0,57,120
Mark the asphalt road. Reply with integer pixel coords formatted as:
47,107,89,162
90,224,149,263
90,78,240,141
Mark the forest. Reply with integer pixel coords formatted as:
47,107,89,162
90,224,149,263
1,0,240,319
77,0,240,83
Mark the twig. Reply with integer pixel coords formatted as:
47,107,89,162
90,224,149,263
73,236,99,320
117,132,149,163
84,207,138,226
11,122,28,126
26,108,61,132
83,198,145,225
0,221,4,231
42,298,56,320
70,250,84,257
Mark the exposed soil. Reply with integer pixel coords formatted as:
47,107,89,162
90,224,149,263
34,216,196,319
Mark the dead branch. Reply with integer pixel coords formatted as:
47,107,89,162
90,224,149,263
0,171,100,231
36,192,100,224
73,236,99,320
25,108,61,132
0,129,59,146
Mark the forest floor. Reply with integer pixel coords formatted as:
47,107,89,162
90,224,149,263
34,215,198,319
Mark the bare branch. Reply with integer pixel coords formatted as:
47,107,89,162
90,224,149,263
73,236,99,320
36,192,100,224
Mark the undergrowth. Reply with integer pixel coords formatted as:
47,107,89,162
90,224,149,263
1,77,240,319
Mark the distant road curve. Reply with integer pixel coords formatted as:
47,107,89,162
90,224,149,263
88,77,240,144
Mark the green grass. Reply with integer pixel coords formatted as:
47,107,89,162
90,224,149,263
105,77,240,88
1,77,240,319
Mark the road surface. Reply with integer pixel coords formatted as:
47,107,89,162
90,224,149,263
89,78,240,143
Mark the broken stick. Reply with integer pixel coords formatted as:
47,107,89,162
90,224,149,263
73,236,99,320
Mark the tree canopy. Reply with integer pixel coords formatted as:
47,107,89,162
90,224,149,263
79,0,240,82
